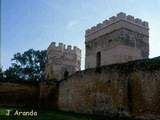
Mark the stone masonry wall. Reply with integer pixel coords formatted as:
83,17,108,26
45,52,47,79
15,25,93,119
85,12,149,69
58,57,160,119
0,82,39,107
45,42,81,80
39,82,59,108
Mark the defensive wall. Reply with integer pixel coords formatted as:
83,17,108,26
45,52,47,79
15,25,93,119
58,57,160,119
0,82,39,107
0,57,159,119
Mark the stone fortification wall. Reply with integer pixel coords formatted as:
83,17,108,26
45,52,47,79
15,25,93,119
58,57,160,119
0,82,39,107
45,42,81,80
39,82,59,108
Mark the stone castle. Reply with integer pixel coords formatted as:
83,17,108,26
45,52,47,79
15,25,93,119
46,12,149,78
45,42,81,80
85,12,149,69
1,12,159,120
40,13,159,119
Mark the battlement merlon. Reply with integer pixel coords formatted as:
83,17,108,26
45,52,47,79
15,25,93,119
47,42,81,54
85,12,149,38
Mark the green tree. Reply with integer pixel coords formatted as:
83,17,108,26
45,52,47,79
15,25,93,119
5,49,47,82
4,65,22,81
0,67,4,80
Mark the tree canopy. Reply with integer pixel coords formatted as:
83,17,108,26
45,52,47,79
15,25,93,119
0,67,4,80
4,49,47,82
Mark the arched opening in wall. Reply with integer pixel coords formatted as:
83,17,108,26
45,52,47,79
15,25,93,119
96,51,101,67
64,70,69,79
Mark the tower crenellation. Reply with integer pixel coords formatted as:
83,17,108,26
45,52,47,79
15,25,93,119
67,45,72,50
48,42,81,54
46,12,149,77
86,12,148,36
85,12,149,69
46,42,81,80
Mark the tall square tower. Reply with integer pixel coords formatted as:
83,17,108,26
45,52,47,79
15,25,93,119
45,42,81,80
85,12,149,69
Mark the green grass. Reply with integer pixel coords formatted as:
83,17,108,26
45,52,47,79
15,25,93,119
39,110,91,120
0,108,91,120
0,107,144,120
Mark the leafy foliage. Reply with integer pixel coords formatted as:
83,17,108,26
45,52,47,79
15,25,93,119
0,67,4,80
4,49,47,82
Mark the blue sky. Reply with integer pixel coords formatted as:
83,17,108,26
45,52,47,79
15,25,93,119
1,0,160,70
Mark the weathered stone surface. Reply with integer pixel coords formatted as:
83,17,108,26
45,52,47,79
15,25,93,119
58,57,160,119
0,82,39,107
45,42,81,80
39,82,59,108
0,57,159,119
85,12,149,69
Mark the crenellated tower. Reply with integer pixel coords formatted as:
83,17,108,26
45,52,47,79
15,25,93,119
85,12,149,69
45,42,81,80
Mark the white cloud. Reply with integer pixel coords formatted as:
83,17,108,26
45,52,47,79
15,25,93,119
66,20,79,30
